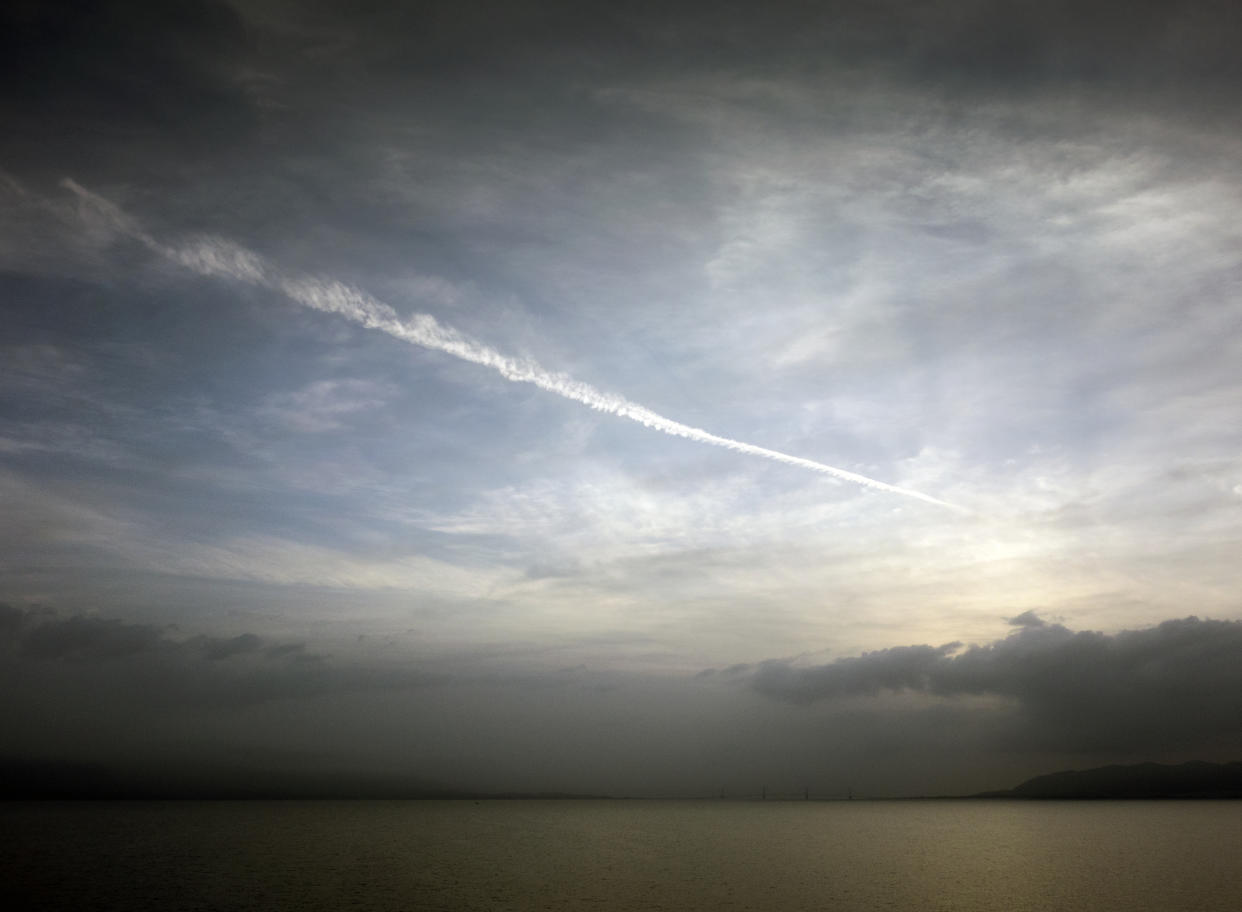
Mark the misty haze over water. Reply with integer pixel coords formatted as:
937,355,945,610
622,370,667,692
5,799,1242,911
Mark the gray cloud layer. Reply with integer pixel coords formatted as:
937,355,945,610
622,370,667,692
751,614,1242,753
5,605,1241,795
0,603,343,708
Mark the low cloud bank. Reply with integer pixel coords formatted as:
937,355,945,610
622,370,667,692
6,604,1242,793
1,603,322,666
0,603,357,710
751,614,1242,752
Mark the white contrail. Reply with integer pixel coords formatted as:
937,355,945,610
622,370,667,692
62,179,965,512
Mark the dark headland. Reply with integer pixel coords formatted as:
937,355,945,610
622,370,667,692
974,761,1242,800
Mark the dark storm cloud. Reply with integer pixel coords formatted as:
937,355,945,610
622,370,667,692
751,615,1242,753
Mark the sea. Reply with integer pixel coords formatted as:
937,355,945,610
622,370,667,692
4,799,1241,911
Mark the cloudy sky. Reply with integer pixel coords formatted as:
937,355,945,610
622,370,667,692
2,0,1241,797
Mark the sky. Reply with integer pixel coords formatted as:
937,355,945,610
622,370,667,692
2,0,1242,798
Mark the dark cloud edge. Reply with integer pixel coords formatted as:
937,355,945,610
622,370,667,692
744,612,1242,754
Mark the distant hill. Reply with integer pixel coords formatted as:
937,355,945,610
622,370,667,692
976,761,1242,799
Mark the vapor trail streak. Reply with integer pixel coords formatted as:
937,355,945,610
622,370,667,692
62,179,965,512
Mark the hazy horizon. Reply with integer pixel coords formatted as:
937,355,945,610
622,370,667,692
4,0,1242,799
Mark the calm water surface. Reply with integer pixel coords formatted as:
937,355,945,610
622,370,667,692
4,799,1241,911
